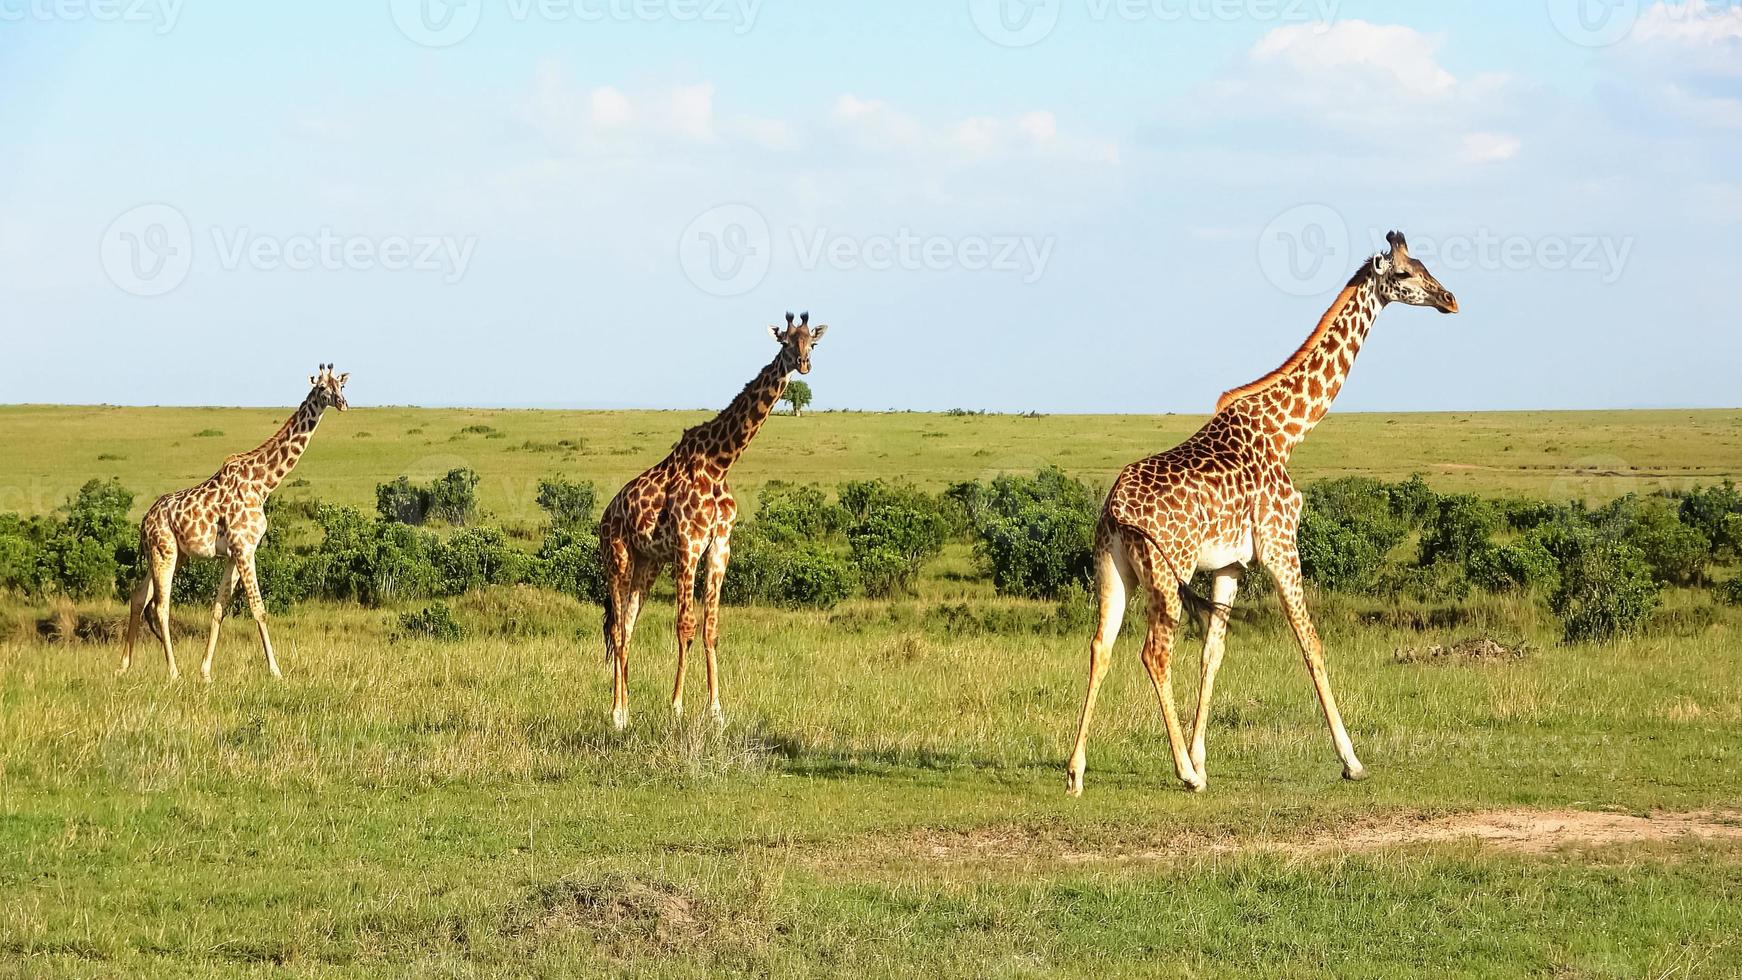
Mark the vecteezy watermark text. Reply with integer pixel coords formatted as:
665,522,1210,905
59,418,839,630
0,0,183,33
100,204,478,296
1256,204,1637,295
677,204,1056,296
389,0,761,47
968,0,1339,48
209,228,477,283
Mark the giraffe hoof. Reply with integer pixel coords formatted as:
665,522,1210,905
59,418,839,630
611,708,628,732
1065,771,1084,797
200,673,213,684
1343,764,1369,782
707,704,725,726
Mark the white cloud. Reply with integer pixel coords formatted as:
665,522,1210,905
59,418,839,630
528,67,792,151
1169,20,1521,176
1611,2,1742,128
1249,21,1457,100
1461,132,1522,165
833,96,1117,164
1630,1,1742,73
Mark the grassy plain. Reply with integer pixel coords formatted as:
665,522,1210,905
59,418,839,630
2,406,1741,977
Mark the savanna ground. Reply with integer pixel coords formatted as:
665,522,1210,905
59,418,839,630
3,407,1742,977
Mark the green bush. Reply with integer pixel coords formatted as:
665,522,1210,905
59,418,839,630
36,479,138,600
722,532,856,609
1716,578,1742,607
969,468,1100,600
838,481,950,598
375,476,427,525
395,602,464,642
1468,538,1558,594
299,505,444,606
434,526,528,595
1595,495,1710,585
1678,482,1742,558
0,513,49,596
1297,510,1389,593
1538,521,1662,643
376,469,481,526
1418,494,1500,567
535,477,597,531
754,482,845,544
1295,477,1414,594
533,528,608,605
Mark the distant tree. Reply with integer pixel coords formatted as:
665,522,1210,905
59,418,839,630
783,380,813,417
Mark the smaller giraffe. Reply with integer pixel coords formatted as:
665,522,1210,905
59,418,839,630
598,313,826,730
120,365,350,682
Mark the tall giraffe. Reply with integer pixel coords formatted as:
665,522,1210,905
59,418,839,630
1066,232,1456,796
120,365,350,682
598,312,827,729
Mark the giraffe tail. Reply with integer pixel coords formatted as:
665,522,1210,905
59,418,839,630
601,596,616,666
127,570,159,646
1110,518,1231,631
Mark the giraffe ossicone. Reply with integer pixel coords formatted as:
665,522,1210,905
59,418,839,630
119,364,350,682
597,314,827,729
1066,231,1457,796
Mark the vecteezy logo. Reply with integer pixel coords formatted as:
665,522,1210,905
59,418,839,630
1257,204,1351,297
1546,0,1640,48
678,204,772,298
388,0,483,47
967,0,1061,48
100,204,193,297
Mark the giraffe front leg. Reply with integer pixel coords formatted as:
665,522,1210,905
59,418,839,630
1188,569,1241,783
701,534,730,725
1263,540,1365,781
670,545,703,718
235,556,282,680
200,561,237,683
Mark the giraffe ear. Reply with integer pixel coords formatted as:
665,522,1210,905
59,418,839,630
811,324,827,342
337,372,350,385
309,375,319,386
1370,253,1391,276
768,325,785,343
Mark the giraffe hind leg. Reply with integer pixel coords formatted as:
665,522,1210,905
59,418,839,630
149,552,179,681
120,574,153,675
1067,523,1134,797
1127,536,1202,791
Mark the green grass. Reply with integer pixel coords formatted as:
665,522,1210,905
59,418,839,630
2,405,1739,520
3,407,1741,976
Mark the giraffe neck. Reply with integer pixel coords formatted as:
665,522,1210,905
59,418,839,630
1218,273,1384,460
689,350,794,470
243,390,327,493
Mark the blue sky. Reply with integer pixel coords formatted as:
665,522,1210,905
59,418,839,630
1,0,1738,412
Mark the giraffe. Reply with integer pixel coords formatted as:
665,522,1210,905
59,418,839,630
1065,232,1457,796
598,312,827,730
120,364,350,682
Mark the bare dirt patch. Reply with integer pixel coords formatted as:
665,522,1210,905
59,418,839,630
1393,637,1532,665
509,876,706,950
885,809,1742,869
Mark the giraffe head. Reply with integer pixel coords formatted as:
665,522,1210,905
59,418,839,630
767,311,828,375
1371,231,1458,314
307,363,351,412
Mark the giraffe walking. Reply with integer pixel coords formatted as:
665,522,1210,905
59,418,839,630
120,365,350,682
1066,232,1457,795
598,313,827,729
